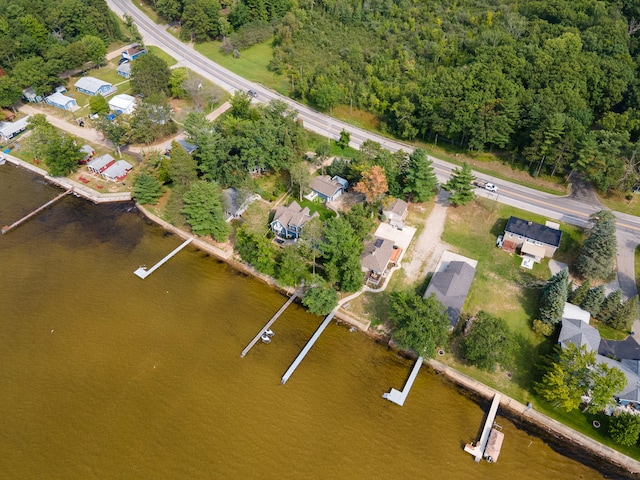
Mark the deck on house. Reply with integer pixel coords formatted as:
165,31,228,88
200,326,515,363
464,393,502,462
281,310,335,385
2,189,72,234
382,356,424,406
134,237,193,279
240,287,302,358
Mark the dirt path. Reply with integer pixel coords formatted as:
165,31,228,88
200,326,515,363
402,189,451,283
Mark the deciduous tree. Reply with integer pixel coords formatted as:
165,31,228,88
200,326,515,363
463,311,516,372
354,165,388,204
131,53,171,98
302,284,338,316
609,412,640,446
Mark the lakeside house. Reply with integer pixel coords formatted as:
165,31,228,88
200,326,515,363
108,94,136,115
501,216,562,261
87,154,115,174
79,145,95,164
223,188,260,222
270,201,319,239
45,92,78,111
307,175,348,202
74,77,117,97
424,252,477,328
0,116,30,141
382,198,409,229
101,160,133,182
558,303,640,411
360,237,401,287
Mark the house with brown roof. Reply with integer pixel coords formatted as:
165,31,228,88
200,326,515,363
382,198,409,229
360,237,401,287
308,175,348,202
270,201,319,239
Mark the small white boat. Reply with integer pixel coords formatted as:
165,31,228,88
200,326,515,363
261,332,271,343
265,329,274,337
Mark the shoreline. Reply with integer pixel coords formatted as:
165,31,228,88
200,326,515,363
4,158,640,476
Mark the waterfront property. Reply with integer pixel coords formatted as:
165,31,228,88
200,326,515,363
360,237,401,287
223,188,260,222
423,251,477,328
101,160,132,182
79,145,95,164
464,393,502,462
501,216,562,261
0,116,30,141
108,94,136,115
87,154,116,174
74,77,117,97
270,201,319,240
45,92,79,111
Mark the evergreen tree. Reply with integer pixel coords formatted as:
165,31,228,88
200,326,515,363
569,280,591,305
575,210,617,280
181,180,230,241
337,129,350,150
581,285,605,317
403,148,438,203
610,295,639,331
539,269,570,325
166,141,198,191
442,162,475,206
599,289,622,325
133,172,163,205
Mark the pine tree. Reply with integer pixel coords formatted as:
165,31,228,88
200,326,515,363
569,280,591,305
133,172,163,205
581,285,605,316
599,289,622,325
575,210,617,280
442,162,475,206
539,269,570,325
610,295,639,331
403,148,438,202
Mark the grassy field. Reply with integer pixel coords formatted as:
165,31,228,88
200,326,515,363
636,245,640,288
194,40,290,94
147,46,177,67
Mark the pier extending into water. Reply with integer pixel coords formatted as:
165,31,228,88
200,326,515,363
464,393,502,462
241,287,302,358
382,357,423,406
2,189,72,234
281,310,335,385
134,237,193,279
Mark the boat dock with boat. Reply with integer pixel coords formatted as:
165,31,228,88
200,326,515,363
464,393,503,462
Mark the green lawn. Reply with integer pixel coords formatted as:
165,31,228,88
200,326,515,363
636,245,640,288
297,197,336,221
147,46,177,67
194,39,290,94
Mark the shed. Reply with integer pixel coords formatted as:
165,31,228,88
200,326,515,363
108,94,136,115
1,110,15,122
45,92,78,111
74,77,116,97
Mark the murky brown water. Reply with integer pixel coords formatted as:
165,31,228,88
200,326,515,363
0,164,615,478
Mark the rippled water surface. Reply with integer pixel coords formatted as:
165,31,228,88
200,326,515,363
0,164,610,478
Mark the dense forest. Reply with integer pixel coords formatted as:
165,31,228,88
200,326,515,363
148,0,640,194
0,0,124,104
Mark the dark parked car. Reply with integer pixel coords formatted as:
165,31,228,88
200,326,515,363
118,58,129,65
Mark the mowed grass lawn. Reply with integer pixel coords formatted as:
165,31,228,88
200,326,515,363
439,197,585,401
194,39,290,94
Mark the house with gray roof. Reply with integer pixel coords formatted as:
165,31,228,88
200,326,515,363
45,92,78,111
74,77,117,97
0,116,29,141
270,201,319,239
309,175,348,202
87,154,115,174
101,160,132,182
423,260,476,328
382,198,409,229
502,216,562,261
223,188,260,222
117,61,131,78
360,237,401,287
558,318,602,352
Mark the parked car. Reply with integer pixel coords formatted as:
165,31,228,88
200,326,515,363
118,58,129,66
496,235,504,248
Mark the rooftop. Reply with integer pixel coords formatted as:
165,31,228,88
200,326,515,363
504,216,562,247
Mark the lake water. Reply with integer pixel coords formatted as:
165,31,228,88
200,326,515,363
0,164,617,478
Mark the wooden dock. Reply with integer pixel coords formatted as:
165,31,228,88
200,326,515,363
382,356,423,406
2,189,72,234
281,310,335,385
464,393,502,462
240,287,302,358
134,237,193,279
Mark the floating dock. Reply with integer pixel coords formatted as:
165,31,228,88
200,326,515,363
2,189,72,234
382,356,423,406
240,287,302,358
483,427,504,463
281,310,335,385
134,237,193,279
464,393,502,462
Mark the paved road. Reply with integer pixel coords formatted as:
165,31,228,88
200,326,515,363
106,0,638,303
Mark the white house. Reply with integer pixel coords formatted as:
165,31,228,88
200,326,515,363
108,94,136,115
101,160,133,182
45,92,78,111
0,116,30,141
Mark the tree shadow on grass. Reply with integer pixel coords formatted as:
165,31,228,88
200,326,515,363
362,291,390,326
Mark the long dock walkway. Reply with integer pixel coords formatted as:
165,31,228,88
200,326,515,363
2,189,72,234
464,393,502,462
281,310,335,385
382,356,423,406
240,287,302,358
134,237,193,279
